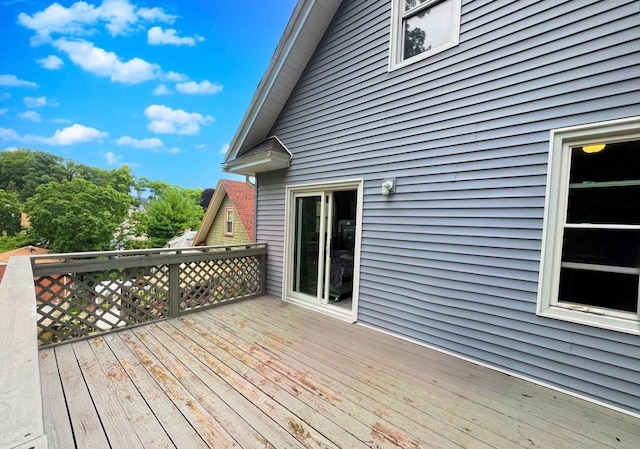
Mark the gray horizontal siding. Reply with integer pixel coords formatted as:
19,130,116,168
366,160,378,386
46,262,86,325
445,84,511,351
256,0,640,414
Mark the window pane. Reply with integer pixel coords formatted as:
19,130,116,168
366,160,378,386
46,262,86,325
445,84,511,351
570,140,640,184
562,229,640,268
559,268,638,313
403,0,452,60
404,0,430,12
567,185,640,224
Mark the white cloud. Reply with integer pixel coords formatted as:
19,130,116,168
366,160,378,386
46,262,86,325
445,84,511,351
137,7,177,23
116,135,180,153
18,0,177,44
144,104,213,135
153,84,172,95
164,71,188,82
0,123,106,145
0,74,38,88
147,26,202,46
116,135,164,149
24,96,57,108
0,128,20,140
1,147,20,152
104,151,121,165
196,144,207,152
18,111,42,122
43,123,107,145
176,80,222,95
54,38,160,84
51,118,72,124
219,144,229,155
36,54,64,69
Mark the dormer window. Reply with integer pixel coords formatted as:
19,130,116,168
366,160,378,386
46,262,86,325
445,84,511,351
389,0,461,71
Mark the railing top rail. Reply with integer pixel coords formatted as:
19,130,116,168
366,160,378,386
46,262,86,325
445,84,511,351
30,243,267,266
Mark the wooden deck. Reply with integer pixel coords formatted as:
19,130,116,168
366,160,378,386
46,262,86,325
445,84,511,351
39,296,640,449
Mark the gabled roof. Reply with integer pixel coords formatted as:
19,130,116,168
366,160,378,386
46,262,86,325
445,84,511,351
193,179,256,245
223,0,342,166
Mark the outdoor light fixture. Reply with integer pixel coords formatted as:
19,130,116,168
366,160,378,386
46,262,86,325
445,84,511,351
381,179,395,196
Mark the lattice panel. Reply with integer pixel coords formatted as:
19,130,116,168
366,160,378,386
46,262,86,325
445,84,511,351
35,265,170,346
180,256,261,312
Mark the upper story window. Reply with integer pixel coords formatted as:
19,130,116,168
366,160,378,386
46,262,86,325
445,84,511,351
225,208,234,236
389,0,461,71
538,117,640,335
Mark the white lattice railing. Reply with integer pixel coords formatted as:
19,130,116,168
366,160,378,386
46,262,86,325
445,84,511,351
31,244,267,347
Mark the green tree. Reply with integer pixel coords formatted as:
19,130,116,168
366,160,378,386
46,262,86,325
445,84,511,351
0,149,67,201
24,178,130,252
0,189,21,236
142,186,203,248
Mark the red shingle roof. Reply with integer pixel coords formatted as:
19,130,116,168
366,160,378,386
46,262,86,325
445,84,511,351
221,180,255,241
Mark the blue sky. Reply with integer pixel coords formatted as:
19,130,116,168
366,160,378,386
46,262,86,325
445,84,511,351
0,0,297,189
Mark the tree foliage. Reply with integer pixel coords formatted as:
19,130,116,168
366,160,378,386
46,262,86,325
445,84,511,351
24,179,130,252
141,186,204,248
0,149,134,203
0,189,22,236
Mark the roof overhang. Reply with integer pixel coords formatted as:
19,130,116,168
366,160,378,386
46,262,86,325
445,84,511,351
223,150,292,176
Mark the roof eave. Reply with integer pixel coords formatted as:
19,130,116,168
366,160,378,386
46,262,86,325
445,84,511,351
223,151,291,176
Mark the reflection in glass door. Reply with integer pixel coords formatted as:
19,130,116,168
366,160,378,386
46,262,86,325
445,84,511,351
293,195,322,300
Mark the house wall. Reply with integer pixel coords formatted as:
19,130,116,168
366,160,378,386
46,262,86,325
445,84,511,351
257,0,640,414
205,196,251,246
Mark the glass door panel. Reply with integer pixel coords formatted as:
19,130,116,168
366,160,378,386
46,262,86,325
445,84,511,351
293,195,322,301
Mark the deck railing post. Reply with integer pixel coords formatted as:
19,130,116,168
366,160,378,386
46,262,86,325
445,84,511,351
168,262,180,317
260,252,267,294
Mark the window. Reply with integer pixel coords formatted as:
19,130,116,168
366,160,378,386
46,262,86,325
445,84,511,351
389,0,461,70
538,117,640,335
225,208,233,236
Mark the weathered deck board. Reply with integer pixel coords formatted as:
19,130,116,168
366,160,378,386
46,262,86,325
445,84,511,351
238,299,640,448
41,296,640,449
38,348,75,449
55,343,111,449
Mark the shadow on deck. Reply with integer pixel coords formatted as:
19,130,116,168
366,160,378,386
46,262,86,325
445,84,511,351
40,296,640,449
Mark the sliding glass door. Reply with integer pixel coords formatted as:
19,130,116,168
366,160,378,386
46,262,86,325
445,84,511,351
292,192,332,303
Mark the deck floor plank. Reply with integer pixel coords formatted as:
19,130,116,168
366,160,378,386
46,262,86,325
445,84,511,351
207,303,595,449
103,332,211,449
182,314,448,449
199,307,530,449
131,324,275,448
242,298,640,448
168,317,351,448
188,311,494,449
72,340,151,449
117,329,241,448
87,336,177,449
54,343,111,449
41,296,640,449
148,322,308,449
38,348,75,449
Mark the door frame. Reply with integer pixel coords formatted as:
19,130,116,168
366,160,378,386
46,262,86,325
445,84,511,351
283,178,363,323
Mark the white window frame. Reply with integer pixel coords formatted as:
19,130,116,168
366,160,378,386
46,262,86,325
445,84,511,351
537,116,640,335
224,208,234,236
389,0,461,71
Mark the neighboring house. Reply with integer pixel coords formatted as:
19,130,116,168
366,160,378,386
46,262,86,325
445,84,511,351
223,1,640,415
0,246,49,282
193,179,256,246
